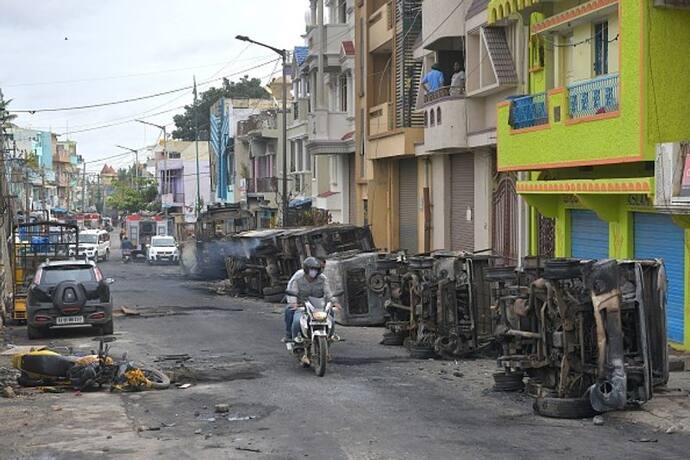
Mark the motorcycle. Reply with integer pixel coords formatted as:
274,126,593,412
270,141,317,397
285,290,342,377
122,248,132,263
11,338,170,391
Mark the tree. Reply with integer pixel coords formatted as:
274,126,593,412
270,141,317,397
106,177,159,214
172,76,270,140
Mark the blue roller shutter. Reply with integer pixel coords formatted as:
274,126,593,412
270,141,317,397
634,213,685,344
570,210,609,260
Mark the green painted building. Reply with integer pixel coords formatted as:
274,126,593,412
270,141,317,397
491,0,690,349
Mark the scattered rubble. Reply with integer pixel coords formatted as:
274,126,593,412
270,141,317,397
214,404,230,413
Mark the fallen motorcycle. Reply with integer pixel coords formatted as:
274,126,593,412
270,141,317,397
285,290,341,377
11,339,170,391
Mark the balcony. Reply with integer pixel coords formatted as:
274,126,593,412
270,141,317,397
292,98,310,124
508,92,548,130
422,89,467,153
368,1,393,53
496,72,644,172
237,114,278,137
55,151,71,163
422,0,466,49
157,158,184,170
162,193,185,207
368,102,393,137
306,23,350,59
567,73,619,120
247,177,278,194
308,110,352,142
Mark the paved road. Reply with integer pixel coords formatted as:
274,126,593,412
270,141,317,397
2,241,690,459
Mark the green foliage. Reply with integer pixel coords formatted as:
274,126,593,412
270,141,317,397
172,76,270,140
106,177,159,214
0,88,17,129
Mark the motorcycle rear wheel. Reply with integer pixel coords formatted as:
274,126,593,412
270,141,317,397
313,336,328,377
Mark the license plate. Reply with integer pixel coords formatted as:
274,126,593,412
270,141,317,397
56,316,84,325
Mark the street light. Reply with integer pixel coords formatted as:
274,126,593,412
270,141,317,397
115,145,139,190
235,34,289,225
135,119,168,215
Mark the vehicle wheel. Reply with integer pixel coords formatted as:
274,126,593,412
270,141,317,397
533,396,598,419
100,320,114,335
140,367,171,390
27,325,44,340
493,371,525,392
380,331,404,346
262,285,284,296
409,343,436,359
313,336,328,377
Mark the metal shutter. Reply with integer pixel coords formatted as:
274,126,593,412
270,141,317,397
398,158,418,253
450,154,474,251
634,213,685,344
570,210,609,259
348,153,356,224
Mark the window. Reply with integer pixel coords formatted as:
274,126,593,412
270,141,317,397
306,147,312,172
40,266,95,284
297,140,304,171
594,21,608,76
436,107,442,125
430,109,435,126
290,141,296,172
339,74,348,112
339,0,347,23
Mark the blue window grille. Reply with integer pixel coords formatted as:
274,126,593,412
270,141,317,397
508,92,548,129
567,73,619,119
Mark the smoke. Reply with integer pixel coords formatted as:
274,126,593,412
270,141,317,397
180,237,262,280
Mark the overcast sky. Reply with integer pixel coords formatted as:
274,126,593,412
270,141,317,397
0,0,306,173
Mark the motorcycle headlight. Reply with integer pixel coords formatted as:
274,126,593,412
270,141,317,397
313,311,328,321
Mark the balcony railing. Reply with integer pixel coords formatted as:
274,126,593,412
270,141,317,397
247,177,278,193
508,92,548,129
423,85,465,105
568,73,619,119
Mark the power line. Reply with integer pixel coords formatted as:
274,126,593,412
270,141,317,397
10,58,280,114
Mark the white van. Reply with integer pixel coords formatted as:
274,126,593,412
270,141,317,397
77,229,111,261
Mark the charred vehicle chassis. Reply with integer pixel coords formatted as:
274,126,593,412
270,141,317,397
372,252,499,359
488,258,668,418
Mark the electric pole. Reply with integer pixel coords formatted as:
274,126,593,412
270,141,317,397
194,76,201,216
81,160,86,211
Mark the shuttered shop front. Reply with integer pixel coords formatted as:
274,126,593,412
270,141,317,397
570,210,609,260
450,154,474,252
634,213,685,344
398,158,418,253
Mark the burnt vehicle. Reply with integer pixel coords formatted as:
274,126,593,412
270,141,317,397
373,252,499,359
489,258,668,418
180,203,255,279
224,224,377,306
26,259,115,339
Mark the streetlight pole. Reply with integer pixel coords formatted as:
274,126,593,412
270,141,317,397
135,120,168,217
115,145,139,191
193,76,201,217
235,35,288,225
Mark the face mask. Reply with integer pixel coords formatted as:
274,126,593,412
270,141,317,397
308,269,318,278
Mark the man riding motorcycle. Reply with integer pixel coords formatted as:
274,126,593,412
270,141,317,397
284,257,339,344
120,236,134,260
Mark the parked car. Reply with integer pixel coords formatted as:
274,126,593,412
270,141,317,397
74,229,111,261
26,259,115,339
147,236,179,265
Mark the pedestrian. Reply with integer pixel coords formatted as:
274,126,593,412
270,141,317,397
450,61,465,93
421,63,445,94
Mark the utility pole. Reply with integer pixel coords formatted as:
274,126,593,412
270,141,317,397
115,145,139,191
135,120,168,217
81,160,86,211
194,76,201,216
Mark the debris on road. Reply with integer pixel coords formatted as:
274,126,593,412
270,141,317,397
214,404,230,413
119,305,141,316
593,416,604,426
227,415,256,422
1,386,16,398
178,383,192,389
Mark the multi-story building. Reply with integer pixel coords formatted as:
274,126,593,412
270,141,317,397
55,140,77,210
287,46,313,203
209,97,277,204
492,0,690,348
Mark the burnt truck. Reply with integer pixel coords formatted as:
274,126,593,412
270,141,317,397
180,203,255,279
372,251,501,358
487,258,668,418
124,213,169,259
224,224,380,324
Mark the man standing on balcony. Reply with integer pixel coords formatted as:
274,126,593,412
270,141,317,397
421,63,444,94
451,61,465,94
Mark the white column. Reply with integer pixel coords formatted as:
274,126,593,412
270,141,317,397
474,149,493,252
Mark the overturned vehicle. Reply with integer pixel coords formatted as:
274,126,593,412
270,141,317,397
489,258,668,418
372,252,499,359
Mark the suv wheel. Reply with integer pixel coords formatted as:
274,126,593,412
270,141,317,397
100,320,114,335
27,325,44,340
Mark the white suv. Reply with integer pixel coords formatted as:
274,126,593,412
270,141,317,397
77,229,111,261
147,236,179,264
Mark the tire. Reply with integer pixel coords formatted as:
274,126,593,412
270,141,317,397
533,396,598,419
141,367,171,390
409,343,436,359
313,336,328,377
100,320,114,335
27,325,44,340
493,371,525,392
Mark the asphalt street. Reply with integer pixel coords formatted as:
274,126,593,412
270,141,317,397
2,241,690,459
